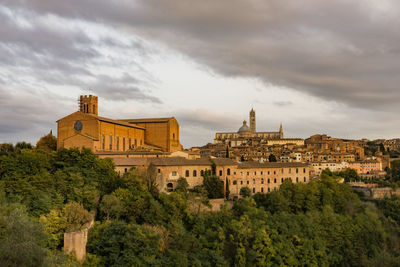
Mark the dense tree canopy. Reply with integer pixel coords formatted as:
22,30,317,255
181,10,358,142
1,143,400,266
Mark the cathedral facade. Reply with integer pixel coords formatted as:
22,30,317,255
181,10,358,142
57,95,183,153
214,109,284,147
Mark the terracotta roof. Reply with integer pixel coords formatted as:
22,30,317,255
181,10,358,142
150,157,212,166
119,118,174,123
211,158,238,166
84,113,146,130
112,157,149,166
95,151,170,155
238,162,309,169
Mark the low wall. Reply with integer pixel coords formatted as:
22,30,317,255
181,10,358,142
371,188,400,199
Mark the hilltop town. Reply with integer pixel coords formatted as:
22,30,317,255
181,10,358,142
57,95,400,198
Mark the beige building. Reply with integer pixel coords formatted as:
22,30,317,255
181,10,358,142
311,162,349,176
225,162,310,196
111,157,310,195
57,95,183,153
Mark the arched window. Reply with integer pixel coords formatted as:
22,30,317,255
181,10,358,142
185,170,189,177
268,188,270,192
201,170,204,176
253,188,255,193
167,183,173,192
261,178,264,184
304,177,307,182
296,177,299,183
281,178,284,183
233,180,237,185
193,170,197,177
274,178,276,183
261,187,264,193
268,178,270,184
227,168,231,176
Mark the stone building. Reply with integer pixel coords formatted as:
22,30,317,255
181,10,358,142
111,157,310,196
57,95,183,153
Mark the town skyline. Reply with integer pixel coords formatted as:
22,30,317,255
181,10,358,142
1,1,400,148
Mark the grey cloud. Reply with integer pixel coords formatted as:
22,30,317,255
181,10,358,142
5,0,400,110
273,101,293,107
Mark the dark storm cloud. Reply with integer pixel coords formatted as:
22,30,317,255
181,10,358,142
5,0,399,110
0,4,161,104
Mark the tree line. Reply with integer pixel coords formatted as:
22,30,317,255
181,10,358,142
1,140,400,266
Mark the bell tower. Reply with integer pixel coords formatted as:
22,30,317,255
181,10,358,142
249,108,256,132
79,95,98,115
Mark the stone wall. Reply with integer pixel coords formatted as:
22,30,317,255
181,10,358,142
371,188,400,199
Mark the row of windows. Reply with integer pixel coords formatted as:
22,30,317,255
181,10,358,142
101,135,142,151
232,177,307,185
185,169,208,177
219,168,307,176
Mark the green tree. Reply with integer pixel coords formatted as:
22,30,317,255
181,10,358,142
0,202,47,266
203,172,224,199
268,154,277,162
175,177,189,194
36,132,57,151
240,187,251,197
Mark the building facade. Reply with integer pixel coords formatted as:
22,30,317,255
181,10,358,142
57,95,183,153
111,157,310,196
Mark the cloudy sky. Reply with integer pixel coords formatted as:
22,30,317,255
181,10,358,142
1,0,399,148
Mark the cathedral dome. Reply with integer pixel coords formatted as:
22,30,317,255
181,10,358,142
238,120,251,133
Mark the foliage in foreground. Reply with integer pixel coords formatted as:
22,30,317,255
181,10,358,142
1,144,400,266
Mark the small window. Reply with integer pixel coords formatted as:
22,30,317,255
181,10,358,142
247,181,249,185
268,188,270,192
274,178,277,183
296,177,299,183
102,135,105,150
304,177,307,182
268,178,270,184
135,139,137,147
227,168,231,175
201,170,204,176
129,138,132,149
253,179,255,184
261,171,263,175
281,178,283,183
123,137,126,151
241,181,243,185
247,172,249,175
296,168,299,174
172,171,177,176
254,171,256,175
185,170,189,177
158,169,161,173
173,133,175,140
219,170,223,176
253,188,255,193
124,168,127,173
261,178,264,184
233,180,237,185
303,168,306,173
193,170,197,177
261,187,264,193
116,136,119,150
274,171,276,175
109,136,113,150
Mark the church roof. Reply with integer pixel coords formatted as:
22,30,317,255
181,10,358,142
238,121,251,133
119,117,175,123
